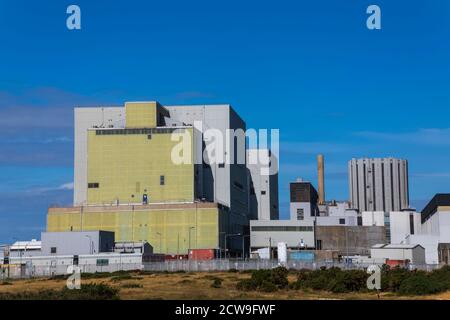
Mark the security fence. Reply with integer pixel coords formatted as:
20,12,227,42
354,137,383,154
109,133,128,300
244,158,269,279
0,263,143,280
142,259,442,272
1,260,442,280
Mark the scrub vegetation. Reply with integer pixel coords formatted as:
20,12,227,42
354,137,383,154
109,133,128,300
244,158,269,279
0,267,449,300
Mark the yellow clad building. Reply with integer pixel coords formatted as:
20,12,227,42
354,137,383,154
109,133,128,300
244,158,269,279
47,101,251,255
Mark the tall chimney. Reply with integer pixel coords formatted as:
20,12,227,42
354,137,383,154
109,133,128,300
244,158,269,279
317,154,325,204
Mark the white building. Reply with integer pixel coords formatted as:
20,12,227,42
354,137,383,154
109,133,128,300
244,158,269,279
9,239,42,258
370,244,426,265
250,220,315,249
316,201,359,226
362,194,450,264
348,158,409,212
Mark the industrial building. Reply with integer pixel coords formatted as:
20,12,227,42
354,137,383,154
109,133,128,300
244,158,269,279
348,158,409,212
370,244,426,265
362,194,450,265
48,101,278,256
249,155,387,258
247,149,279,220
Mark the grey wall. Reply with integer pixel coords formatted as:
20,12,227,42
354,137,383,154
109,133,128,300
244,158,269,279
316,226,386,256
74,107,125,206
348,158,409,212
41,231,114,256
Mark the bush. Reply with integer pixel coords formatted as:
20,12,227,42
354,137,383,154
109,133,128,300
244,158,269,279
260,281,277,292
121,283,143,289
293,267,367,293
211,278,223,288
236,267,288,292
0,283,119,300
398,272,439,295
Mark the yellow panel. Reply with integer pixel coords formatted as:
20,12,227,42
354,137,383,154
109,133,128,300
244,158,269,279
47,207,219,254
87,127,194,205
125,102,158,128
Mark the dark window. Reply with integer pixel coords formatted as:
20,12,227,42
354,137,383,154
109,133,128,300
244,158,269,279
409,214,415,235
261,191,266,195
96,259,109,266
50,247,57,254
160,175,165,185
297,208,304,220
147,134,152,140
88,182,99,188
357,216,362,226
73,255,79,266
339,218,345,225
251,226,313,232
218,163,225,168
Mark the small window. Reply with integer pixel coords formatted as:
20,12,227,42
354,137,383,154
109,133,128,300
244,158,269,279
339,218,345,225
297,208,304,220
261,191,266,195
218,163,225,168
88,182,99,188
50,247,57,254
147,134,152,140
160,175,165,185
96,259,109,266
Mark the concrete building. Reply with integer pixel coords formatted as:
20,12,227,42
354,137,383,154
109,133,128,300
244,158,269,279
289,180,319,221
41,231,114,256
9,239,41,258
316,201,360,226
50,101,255,255
348,158,409,212
362,210,422,244
315,226,386,256
247,149,279,220
250,220,315,249
370,244,426,265
408,194,450,264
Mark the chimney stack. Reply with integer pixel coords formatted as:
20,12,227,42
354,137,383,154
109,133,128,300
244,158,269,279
317,154,325,204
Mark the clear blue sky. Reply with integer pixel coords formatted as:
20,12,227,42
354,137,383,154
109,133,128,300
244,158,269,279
0,0,449,243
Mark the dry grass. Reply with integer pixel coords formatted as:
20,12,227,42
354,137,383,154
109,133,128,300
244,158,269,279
0,272,449,300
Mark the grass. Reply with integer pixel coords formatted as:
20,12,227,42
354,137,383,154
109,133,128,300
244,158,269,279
0,271,448,300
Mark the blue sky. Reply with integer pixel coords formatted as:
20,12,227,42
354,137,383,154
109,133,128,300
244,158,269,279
0,0,449,243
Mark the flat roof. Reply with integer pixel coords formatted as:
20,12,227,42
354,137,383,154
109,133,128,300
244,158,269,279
421,194,450,223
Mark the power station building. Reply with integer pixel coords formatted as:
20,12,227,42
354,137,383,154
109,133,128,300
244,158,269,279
348,158,410,212
48,101,277,256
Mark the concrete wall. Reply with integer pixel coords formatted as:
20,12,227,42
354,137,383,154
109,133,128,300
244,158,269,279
371,246,426,264
315,226,386,256
250,220,315,249
41,231,114,256
74,107,125,206
47,203,222,254
349,158,409,212
86,127,194,205
247,149,279,220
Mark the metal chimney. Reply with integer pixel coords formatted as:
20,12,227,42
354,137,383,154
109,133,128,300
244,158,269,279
317,154,325,204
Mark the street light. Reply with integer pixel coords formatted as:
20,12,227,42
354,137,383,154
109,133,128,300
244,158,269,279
224,233,241,259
